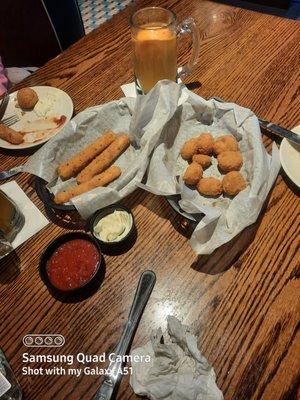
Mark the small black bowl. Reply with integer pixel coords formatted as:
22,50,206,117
89,205,136,254
39,232,103,297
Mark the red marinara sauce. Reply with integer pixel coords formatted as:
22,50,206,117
46,239,100,291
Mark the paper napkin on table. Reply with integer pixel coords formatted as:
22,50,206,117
0,181,49,253
121,82,137,98
130,316,223,400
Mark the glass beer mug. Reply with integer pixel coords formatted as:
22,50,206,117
0,190,25,258
130,7,200,94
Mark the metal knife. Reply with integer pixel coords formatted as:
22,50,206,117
0,165,24,181
93,270,156,400
211,96,300,146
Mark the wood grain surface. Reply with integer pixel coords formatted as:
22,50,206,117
0,1,299,399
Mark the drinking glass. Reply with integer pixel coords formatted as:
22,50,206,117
130,7,200,94
0,190,24,258
0,349,22,399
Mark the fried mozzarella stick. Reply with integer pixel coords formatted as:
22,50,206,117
0,124,24,144
58,131,117,180
77,134,130,184
54,165,121,204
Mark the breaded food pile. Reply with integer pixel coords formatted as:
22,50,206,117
0,87,39,144
17,87,39,110
181,133,247,197
54,131,130,204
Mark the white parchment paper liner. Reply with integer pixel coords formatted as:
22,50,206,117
24,99,138,218
23,82,186,219
24,81,280,254
133,82,281,254
130,316,223,400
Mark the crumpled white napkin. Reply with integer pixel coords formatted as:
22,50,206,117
130,316,223,400
0,181,49,258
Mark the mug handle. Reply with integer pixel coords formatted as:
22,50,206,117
177,17,200,78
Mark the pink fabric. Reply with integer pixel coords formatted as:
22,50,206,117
0,57,8,95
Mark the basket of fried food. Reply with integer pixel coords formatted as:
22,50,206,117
36,131,130,210
180,132,247,198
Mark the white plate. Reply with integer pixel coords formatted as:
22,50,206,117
279,125,300,188
0,86,73,150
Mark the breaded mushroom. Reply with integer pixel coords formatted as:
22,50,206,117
213,135,238,155
217,151,243,173
183,162,203,186
197,177,222,197
180,138,199,160
180,133,214,160
196,133,214,155
17,88,39,110
222,171,247,196
192,154,212,169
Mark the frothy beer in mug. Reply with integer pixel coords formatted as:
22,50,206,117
132,24,177,94
130,7,200,95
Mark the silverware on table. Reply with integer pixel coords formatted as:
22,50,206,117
0,165,24,181
211,96,300,146
0,92,9,121
94,270,156,400
1,114,20,126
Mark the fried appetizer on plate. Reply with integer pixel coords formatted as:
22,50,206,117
0,124,24,144
17,88,39,110
217,151,243,173
197,177,222,197
192,154,212,169
183,162,203,185
222,171,247,196
213,135,238,155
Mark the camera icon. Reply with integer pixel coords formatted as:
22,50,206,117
23,334,65,347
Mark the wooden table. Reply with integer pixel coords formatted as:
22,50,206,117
0,1,299,399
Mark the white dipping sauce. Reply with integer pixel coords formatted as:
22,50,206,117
94,210,132,242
